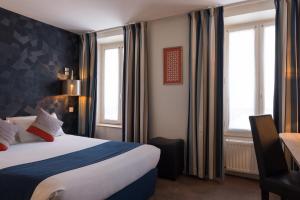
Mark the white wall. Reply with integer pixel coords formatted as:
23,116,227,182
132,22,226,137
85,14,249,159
95,14,189,142
148,15,189,142
224,0,274,17
95,126,122,141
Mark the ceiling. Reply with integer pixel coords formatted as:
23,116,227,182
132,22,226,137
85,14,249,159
0,0,247,34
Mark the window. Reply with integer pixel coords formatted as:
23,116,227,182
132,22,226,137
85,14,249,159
227,28,255,130
225,22,275,132
263,25,276,115
99,42,123,125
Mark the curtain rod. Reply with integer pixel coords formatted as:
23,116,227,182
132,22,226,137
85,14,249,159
87,21,140,34
87,25,122,34
86,0,271,34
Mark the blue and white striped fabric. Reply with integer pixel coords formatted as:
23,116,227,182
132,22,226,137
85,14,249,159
79,33,97,138
274,0,300,133
122,22,148,143
187,7,224,180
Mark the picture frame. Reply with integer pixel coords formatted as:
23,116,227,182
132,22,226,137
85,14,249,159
163,46,183,85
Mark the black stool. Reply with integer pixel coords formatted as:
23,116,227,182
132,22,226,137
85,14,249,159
149,137,184,180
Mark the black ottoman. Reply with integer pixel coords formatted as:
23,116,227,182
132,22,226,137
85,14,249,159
149,137,184,180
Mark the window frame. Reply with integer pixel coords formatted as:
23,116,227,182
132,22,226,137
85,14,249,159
224,20,275,138
98,42,123,126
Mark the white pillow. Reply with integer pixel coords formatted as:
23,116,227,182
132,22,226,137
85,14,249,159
7,116,42,143
0,119,18,151
27,109,63,142
7,113,65,143
51,113,65,136
5,120,18,145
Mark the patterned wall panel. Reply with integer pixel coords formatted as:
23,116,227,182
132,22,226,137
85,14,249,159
0,7,79,134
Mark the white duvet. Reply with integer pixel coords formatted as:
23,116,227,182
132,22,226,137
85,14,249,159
0,135,160,200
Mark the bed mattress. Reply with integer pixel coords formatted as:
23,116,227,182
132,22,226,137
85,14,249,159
0,135,160,200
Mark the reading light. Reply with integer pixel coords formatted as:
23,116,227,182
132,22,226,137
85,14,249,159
62,70,81,112
63,80,81,96
62,69,81,96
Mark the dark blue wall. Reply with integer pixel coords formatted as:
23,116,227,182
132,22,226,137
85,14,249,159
0,7,79,134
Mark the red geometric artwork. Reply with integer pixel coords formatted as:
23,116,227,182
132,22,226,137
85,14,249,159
163,46,183,85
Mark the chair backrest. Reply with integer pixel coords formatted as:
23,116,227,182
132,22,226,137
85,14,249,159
249,115,288,179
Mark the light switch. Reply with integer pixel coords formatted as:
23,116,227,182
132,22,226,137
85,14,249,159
69,106,74,113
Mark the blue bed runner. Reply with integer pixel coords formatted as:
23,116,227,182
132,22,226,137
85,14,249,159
0,141,141,200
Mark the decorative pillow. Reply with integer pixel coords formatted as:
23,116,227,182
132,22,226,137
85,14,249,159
51,113,65,136
5,120,18,145
27,109,63,142
0,119,18,151
7,116,42,143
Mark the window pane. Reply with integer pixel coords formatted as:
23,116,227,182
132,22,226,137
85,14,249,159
263,25,275,115
104,48,119,121
228,29,255,130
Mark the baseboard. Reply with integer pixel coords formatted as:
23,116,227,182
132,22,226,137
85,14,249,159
225,171,259,180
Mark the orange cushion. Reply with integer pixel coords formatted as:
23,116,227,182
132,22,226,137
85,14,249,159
27,126,54,142
0,143,8,151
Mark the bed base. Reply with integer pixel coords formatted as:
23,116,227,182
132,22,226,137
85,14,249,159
107,168,157,200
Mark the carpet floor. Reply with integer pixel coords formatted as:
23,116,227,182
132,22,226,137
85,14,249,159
151,175,280,200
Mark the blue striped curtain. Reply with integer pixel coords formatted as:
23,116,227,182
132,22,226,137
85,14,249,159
78,33,97,138
274,0,300,133
187,7,224,179
122,23,148,143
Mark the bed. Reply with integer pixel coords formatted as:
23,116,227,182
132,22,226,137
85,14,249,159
0,134,160,200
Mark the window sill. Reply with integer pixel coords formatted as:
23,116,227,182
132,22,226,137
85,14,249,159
224,130,253,139
97,123,122,129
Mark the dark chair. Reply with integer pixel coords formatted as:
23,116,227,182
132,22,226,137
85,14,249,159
249,115,300,200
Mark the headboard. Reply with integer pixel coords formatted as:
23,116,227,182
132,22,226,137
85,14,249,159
0,7,79,134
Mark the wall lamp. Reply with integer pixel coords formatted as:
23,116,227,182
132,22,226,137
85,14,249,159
62,69,81,112
63,80,81,96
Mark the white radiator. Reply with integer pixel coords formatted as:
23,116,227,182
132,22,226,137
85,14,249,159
224,138,258,175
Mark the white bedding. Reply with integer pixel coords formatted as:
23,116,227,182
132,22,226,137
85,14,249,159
0,135,160,200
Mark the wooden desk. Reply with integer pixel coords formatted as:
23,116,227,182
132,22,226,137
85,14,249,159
279,133,300,166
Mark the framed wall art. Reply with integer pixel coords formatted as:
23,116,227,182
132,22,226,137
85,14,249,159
163,46,183,85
